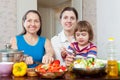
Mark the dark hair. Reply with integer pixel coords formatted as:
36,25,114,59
74,20,94,41
60,7,78,20
20,10,42,36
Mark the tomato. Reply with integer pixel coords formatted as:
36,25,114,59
60,65,67,71
35,60,67,73
51,60,60,67
52,63,60,67
92,62,95,65
47,66,54,72
52,60,60,65
39,68,46,73
53,66,61,72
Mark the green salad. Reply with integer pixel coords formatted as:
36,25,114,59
73,58,105,70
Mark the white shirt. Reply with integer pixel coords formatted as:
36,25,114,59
51,30,75,65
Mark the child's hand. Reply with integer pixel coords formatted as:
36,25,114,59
65,53,75,67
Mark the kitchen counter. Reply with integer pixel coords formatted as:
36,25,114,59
0,71,120,80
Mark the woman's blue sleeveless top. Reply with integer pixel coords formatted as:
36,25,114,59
16,35,45,68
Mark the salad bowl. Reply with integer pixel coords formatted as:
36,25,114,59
35,60,67,79
72,58,106,76
36,71,65,79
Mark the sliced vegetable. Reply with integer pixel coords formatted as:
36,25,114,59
51,60,60,67
35,60,67,73
73,58,105,70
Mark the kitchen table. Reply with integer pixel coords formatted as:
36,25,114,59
0,71,120,80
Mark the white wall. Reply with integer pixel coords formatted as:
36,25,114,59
0,0,17,49
72,0,82,20
17,0,37,34
38,8,55,39
54,1,71,35
97,0,120,60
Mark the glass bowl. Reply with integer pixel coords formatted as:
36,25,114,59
72,59,107,76
0,62,13,76
73,65,106,76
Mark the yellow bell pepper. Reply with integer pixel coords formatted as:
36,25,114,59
12,62,27,76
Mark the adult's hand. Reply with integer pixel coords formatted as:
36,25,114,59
25,56,34,65
42,54,54,64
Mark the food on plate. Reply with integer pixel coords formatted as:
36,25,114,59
27,68,38,76
73,58,105,69
35,60,67,73
72,58,106,75
12,62,27,77
35,60,67,78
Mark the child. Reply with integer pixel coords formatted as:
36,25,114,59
61,20,97,59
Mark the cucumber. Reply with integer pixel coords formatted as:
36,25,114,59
86,58,95,67
87,58,94,63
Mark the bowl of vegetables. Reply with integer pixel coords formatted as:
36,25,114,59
35,60,67,79
72,58,106,76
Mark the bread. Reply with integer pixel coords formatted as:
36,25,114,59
27,68,38,76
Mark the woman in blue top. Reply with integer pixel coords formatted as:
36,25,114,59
10,10,55,68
